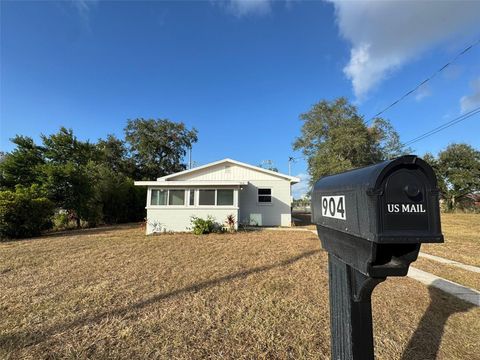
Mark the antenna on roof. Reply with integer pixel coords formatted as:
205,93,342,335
260,160,278,173
261,159,274,167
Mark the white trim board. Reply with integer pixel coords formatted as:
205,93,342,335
135,180,248,186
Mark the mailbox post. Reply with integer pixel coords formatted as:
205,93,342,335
311,155,443,360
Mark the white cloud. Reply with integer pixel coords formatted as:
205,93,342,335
292,173,311,199
442,64,463,80
415,84,431,102
328,0,480,100
460,77,480,114
71,0,98,29
72,0,91,13
225,0,272,17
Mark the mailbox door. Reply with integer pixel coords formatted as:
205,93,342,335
378,167,442,242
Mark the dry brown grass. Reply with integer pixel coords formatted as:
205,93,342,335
295,211,480,266
421,213,480,266
1,226,479,359
413,257,480,290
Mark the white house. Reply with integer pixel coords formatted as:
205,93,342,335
135,158,300,234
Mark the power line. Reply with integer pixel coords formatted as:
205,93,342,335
366,38,480,124
403,107,480,146
292,39,480,159
293,108,479,160
293,39,479,153
402,107,480,147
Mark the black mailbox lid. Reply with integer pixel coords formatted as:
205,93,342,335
312,155,443,244
312,155,436,193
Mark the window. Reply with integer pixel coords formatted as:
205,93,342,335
217,189,234,206
150,189,185,206
199,190,215,205
151,188,235,207
189,190,195,206
151,189,167,205
169,190,185,206
258,188,272,203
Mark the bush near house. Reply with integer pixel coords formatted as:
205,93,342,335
190,216,220,235
0,185,55,239
190,215,237,235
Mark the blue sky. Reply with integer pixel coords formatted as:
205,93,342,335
1,0,479,198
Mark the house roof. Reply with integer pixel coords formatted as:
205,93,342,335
156,158,300,183
134,180,248,187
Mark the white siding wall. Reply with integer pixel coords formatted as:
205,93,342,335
146,208,238,233
238,180,292,227
171,164,293,227
172,163,287,181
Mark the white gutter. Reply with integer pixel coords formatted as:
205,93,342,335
134,180,249,186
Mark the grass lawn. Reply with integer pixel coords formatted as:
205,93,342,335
421,213,480,267
414,257,480,291
294,211,480,290
293,212,480,268
1,223,479,359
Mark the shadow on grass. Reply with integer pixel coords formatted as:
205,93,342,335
400,280,475,360
0,249,320,350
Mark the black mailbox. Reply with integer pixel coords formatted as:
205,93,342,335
311,155,443,360
312,155,443,277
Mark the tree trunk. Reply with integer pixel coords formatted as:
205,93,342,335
76,217,81,229
446,195,455,212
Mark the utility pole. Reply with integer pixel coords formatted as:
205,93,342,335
288,156,296,176
189,146,192,169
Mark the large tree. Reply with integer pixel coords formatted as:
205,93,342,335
41,127,98,165
125,118,198,180
424,143,480,211
0,136,45,189
94,165,145,224
96,134,135,176
293,97,405,182
40,128,99,227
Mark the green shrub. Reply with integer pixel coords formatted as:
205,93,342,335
52,210,82,230
52,211,70,230
190,216,220,235
0,185,54,239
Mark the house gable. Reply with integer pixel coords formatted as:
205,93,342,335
158,159,299,183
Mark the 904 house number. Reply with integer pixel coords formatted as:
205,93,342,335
321,196,346,220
